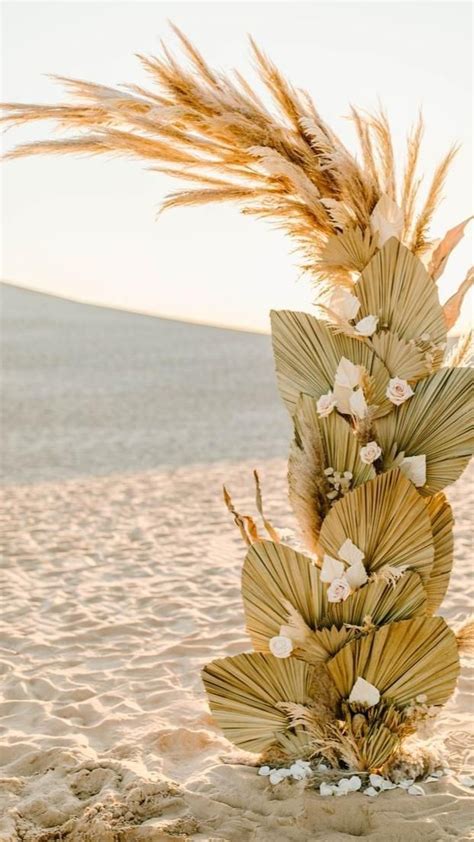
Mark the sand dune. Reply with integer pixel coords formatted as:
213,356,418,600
1,287,472,840
1,284,289,484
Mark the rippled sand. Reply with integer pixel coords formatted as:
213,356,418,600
1,459,473,841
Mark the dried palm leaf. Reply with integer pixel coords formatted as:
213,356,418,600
425,493,454,614
355,723,400,772
442,267,474,331
296,625,359,663
289,395,375,547
288,400,329,552
316,227,379,279
241,540,323,650
327,616,459,707
428,216,473,281
375,367,474,495
201,651,314,752
222,485,257,546
326,571,427,627
319,469,434,584
369,331,432,382
271,309,391,416
356,238,447,348
242,540,427,659
253,470,280,542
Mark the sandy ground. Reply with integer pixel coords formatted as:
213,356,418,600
1,286,473,840
1,459,473,842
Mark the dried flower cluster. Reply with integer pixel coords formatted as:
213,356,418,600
3,27,473,780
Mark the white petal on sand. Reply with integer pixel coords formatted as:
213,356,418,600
364,786,379,797
408,785,426,796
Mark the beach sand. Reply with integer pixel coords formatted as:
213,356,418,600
1,286,473,841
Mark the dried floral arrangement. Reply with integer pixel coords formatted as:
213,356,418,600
3,27,473,782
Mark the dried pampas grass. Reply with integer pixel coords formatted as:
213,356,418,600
1,25,462,276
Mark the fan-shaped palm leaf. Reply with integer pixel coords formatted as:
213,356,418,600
202,652,314,752
319,469,434,584
289,395,375,549
369,331,431,382
271,309,391,416
242,540,324,650
425,493,454,614
316,227,379,277
242,540,427,658
327,616,459,707
356,238,447,348
375,367,474,495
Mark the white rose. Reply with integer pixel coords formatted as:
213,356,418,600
316,391,338,418
359,440,382,464
386,377,414,405
269,635,293,658
329,287,361,321
327,577,351,603
354,314,379,337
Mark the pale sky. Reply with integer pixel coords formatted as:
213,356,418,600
2,1,473,332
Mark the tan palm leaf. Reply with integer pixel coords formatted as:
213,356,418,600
319,469,434,584
201,651,314,752
375,367,474,495
271,309,391,416
289,395,375,549
242,540,324,650
356,238,447,348
316,227,379,278
242,540,427,658
425,493,454,614
369,331,432,382
327,616,459,707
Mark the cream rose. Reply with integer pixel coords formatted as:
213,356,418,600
327,577,351,603
359,440,382,464
269,634,293,658
354,314,379,337
386,377,414,405
316,391,338,418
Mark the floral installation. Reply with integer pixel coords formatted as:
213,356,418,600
3,26,473,793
